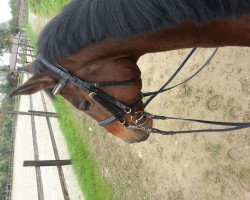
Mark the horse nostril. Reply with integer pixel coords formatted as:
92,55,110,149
81,100,92,111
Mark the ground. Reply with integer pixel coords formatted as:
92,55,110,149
29,13,250,200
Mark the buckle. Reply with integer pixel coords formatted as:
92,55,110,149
52,77,69,96
89,92,97,98
124,107,132,114
52,83,63,96
119,118,127,125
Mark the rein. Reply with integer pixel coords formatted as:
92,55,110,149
139,48,250,134
39,48,250,136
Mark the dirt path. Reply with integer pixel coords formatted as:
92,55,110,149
29,13,250,200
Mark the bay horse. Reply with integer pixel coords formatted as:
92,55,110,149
10,0,250,143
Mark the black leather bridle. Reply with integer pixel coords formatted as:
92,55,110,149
39,48,250,136
39,57,145,128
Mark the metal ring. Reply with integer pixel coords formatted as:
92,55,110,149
135,114,144,124
130,111,149,126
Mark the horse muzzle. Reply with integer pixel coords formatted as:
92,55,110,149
126,128,151,143
105,117,152,143
125,117,153,143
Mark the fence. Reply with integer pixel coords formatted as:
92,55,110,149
5,31,76,200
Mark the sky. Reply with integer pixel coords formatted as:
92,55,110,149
0,0,12,66
0,0,12,23
0,53,10,65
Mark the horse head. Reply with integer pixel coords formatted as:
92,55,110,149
10,57,152,143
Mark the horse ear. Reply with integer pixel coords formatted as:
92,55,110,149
9,74,55,97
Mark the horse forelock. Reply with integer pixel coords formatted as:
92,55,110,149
37,0,250,70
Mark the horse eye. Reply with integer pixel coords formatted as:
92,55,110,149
80,100,92,111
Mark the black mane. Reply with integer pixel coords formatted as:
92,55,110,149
37,0,250,62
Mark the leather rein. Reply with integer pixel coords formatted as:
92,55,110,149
39,48,250,136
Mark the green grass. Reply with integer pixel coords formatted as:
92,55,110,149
53,97,114,200
28,0,70,17
206,144,221,156
25,22,37,51
0,83,16,199
171,154,182,163
25,8,115,198
239,167,250,183
183,83,192,96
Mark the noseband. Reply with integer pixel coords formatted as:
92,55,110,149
39,57,146,128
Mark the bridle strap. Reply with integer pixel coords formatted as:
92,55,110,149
39,48,249,136
39,56,140,126
90,77,141,87
131,47,249,134
150,126,249,135
52,74,71,95
151,114,250,127
142,48,218,98
127,111,250,134
98,116,117,126
98,94,143,126
143,47,197,107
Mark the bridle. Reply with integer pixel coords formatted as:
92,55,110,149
39,57,146,129
39,48,250,136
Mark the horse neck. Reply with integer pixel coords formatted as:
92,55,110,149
69,15,250,66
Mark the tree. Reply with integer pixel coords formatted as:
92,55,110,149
0,65,10,83
0,65,11,74
9,0,21,33
0,23,12,56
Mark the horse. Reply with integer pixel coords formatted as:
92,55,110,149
10,0,250,143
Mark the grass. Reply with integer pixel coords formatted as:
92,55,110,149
28,0,70,17
25,3,116,198
239,167,250,182
53,97,114,200
171,153,182,163
0,77,16,199
206,144,221,156
207,87,214,95
222,97,237,120
25,22,37,52
183,83,192,96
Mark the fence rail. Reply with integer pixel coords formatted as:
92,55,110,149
0,110,58,118
23,160,72,167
